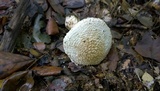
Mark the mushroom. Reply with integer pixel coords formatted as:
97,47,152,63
65,15,79,30
63,17,112,65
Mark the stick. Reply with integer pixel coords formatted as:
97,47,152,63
0,0,31,52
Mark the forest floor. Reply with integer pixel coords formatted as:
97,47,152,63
0,0,160,91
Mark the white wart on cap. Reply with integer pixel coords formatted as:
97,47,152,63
63,17,112,65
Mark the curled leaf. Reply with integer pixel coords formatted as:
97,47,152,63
134,31,160,62
33,14,51,43
33,42,46,51
0,52,33,79
32,66,62,76
46,17,59,35
1,71,28,91
29,49,42,57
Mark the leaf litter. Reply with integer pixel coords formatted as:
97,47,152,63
0,0,160,90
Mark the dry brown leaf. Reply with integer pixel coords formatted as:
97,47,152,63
46,17,59,35
134,31,160,62
48,0,64,15
33,42,46,51
19,71,34,91
1,71,28,91
46,7,52,19
63,0,85,9
32,66,62,76
0,52,33,79
107,45,119,71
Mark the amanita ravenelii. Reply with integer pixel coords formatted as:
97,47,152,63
63,18,112,65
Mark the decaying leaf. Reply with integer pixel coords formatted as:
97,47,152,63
29,49,42,57
142,71,154,89
107,45,119,71
1,71,28,91
0,79,3,88
33,42,46,51
63,0,85,9
33,14,51,43
136,12,153,28
68,62,82,72
19,71,34,91
32,66,62,76
48,78,67,91
46,17,59,35
16,32,32,49
134,31,160,62
0,52,34,79
47,0,64,15
154,66,159,75
142,72,153,82
121,0,130,12
122,59,131,70
134,68,144,81
148,0,160,10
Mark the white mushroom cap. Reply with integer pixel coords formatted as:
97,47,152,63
63,17,112,65
65,15,79,30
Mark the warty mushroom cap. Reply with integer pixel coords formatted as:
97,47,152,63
63,17,112,65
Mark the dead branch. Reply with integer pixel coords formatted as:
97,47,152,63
0,0,31,52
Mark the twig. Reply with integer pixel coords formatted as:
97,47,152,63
0,0,31,52
114,24,148,30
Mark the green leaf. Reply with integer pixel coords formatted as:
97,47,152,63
33,14,51,43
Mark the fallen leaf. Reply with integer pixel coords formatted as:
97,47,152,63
33,14,51,43
1,71,28,91
36,0,48,11
16,32,32,49
32,66,62,76
1,16,7,25
0,79,4,88
107,45,119,71
46,17,59,35
134,68,144,77
33,42,46,51
52,11,65,25
134,68,144,81
117,36,144,63
121,0,130,12
0,52,33,79
68,62,82,72
29,49,42,57
55,41,64,52
154,66,159,75
100,61,109,71
63,0,85,9
48,79,67,91
142,72,154,82
136,12,153,28
148,0,160,10
142,71,154,89
134,31,160,62
122,59,131,70
48,0,65,15
94,78,103,88
0,0,12,10
19,71,34,91
110,30,122,39
46,7,52,19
